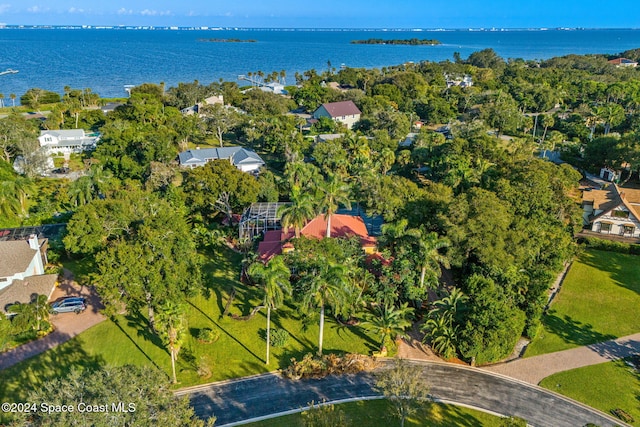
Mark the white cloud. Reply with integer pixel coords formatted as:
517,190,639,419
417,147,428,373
0,4,10,14
68,7,84,13
140,9,172,17
117,8,133,15
27,5,49,13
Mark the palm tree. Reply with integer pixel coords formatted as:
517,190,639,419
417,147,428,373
317,174,351,238
0,180,21,219
415,230,450,290
428,287,468,324
379,219,420,255
157,300,186,384
0,93,4,108
362,302,414,352
30,294,50,332
422,315,458,359
247,256,292,365
278,190,316,238
302,262,351,355
9,94,16,107
11,177,34,217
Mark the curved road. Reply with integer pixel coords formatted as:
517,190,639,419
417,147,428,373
177,360,625,427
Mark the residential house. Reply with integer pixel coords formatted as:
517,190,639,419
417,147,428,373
38,129,99,154
608,58,638,68
582,184,640,239
181,95,225,115
0,235,56,313
177,146,265,172
258,213,377,262
445,73,474,88
312,100,361,130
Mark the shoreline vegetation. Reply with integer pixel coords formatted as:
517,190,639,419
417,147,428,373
351,38,441,45
197,38,257,43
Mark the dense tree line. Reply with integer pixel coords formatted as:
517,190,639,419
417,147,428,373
3,45,640,366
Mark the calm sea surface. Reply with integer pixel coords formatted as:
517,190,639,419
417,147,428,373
0,28,639,100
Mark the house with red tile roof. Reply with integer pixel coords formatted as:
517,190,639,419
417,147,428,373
608,58,638,68
312,100,362,130
258,213,377,261
582,184,640,239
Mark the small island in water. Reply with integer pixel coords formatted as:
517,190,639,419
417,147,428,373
351,38,441,45
197,38,257,43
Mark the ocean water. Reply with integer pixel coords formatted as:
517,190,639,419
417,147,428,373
0,28,639,100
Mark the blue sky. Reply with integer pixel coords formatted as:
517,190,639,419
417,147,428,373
0,1,638,28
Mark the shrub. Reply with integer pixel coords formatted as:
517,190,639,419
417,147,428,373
282,353,378,380
196,355,212,379
269,329,289,348
581,237,640,255
196,328,219,344
611,408,634,423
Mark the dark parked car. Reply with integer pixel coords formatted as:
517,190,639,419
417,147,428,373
51,297,86,314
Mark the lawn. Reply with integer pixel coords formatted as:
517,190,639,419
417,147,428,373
0,247,379,408
525,249,640,357
540,358,640,426
243,399,512,427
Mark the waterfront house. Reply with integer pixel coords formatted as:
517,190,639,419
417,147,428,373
582,184,640,239
177,146,265,172
38,129,99,154
181,95,225,115
312,101,361,130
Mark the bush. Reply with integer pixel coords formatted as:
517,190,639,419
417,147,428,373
611,408,634,423
581,237,640,255
196,355,212,379
196,328,219,344
269,329,289,348
282,353,378,380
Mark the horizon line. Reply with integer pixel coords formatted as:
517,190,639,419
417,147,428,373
0,24,640,31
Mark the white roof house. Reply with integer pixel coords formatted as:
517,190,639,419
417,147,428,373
38,129,99,154
178,147,265,172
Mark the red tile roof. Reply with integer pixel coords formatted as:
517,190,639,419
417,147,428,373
258,214,376,261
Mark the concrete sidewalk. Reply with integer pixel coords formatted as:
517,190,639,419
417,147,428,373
482,333,640,384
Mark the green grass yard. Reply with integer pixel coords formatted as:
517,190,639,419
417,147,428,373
243,400,510,427
525,249,640,357
540,358,640,426
0,247,379,407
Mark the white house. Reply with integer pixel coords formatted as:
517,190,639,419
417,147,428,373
582,184,640,239
178,146,265,173
312,100,361,130
38,129,99,154
599,167,621,182
0,235,58,314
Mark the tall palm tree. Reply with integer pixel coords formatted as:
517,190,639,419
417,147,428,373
278,190,316,238
157,300,186,384
415,230,450,290
362,302,414,352
247,255,292,365
380,219,421,255
9,94,16,107
0,180,21,219
317,174,351,238
302,262,351,355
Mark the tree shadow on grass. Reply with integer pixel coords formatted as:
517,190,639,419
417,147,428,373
0,334,105,424
124,311,166,349
113,317,164,371
578,249,640,296
544,312,616,347
187,300,263,363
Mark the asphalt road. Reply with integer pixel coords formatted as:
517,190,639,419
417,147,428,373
178,360,625,427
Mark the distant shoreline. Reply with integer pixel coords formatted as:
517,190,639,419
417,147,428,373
197,38,257,43
351,38,442,45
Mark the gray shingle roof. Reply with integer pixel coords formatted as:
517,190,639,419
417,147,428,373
0,274,57,312
178,147,265,167
0,240,38,277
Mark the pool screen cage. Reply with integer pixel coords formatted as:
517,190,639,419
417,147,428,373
239,202,290,241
